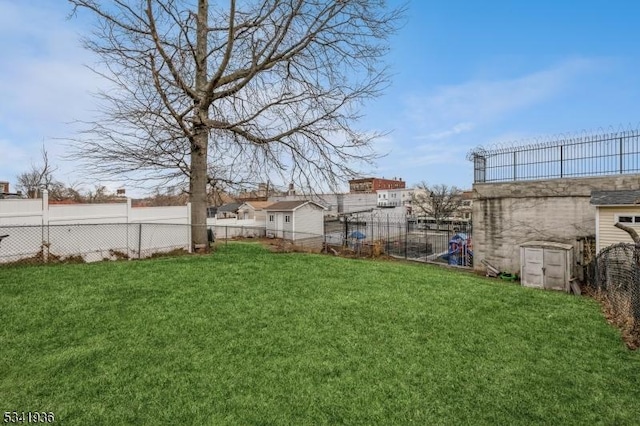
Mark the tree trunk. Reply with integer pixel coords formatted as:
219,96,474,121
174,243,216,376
190,127,209,252
190,0,210,252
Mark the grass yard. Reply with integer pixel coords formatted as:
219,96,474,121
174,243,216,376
1,243,639,425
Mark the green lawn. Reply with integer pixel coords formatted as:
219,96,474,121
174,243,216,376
1,243,639,425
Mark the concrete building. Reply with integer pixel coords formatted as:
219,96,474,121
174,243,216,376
472,174,640,276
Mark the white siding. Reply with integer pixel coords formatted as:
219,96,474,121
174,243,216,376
597,206,640,251
293,204,324,238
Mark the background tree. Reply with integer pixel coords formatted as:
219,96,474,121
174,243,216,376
411,182,463,228
68,0,404,251
16,146,60,198
16,145,68,200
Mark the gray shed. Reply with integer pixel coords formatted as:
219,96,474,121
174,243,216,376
520,241,574,292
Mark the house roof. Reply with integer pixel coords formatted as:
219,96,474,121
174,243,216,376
266,200,325,211
240,201,275,210
217,202,243,212
590,190,640,206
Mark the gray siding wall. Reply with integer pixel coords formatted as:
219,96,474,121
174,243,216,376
340,193,377,214
293,204,324,237
473,174,640,274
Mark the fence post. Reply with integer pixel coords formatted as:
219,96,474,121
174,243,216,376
41,190,49,263
425,228,429,261
404,218,408,259
620,137,624,174
138,223,143,259
343,216,348,247
386,214,390,254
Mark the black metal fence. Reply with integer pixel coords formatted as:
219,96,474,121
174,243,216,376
326,215,473,267
587,243,640,347
0,223,193,265
467,129,640,183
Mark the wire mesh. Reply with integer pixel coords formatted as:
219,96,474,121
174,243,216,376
0,219,473,267
587,243,640,346
0,223,191,265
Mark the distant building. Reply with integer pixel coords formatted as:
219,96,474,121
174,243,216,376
0,181,9,193
348,177,405,193
237,182,284,201
376,188,421,208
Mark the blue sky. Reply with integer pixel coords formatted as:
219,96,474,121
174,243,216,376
1,0,639,194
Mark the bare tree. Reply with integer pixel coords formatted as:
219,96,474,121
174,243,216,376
68,0,404,251
411,182,463,228
615,222,640,244
16,146,59,198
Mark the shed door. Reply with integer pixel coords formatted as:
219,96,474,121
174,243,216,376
523,248,544,288
276,213,284,238
543,249,566,291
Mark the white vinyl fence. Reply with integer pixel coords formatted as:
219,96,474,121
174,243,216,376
0,191,192,264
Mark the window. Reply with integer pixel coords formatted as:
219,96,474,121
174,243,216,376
616,214,640,224
269,215,274,222
285,215,291,223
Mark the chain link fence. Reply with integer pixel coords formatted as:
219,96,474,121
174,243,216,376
1,219,473,267
586,242,640,348
325,216,473,266
0,223,192,265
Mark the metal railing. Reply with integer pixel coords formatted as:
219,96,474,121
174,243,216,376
467,128,640,183
328,215,473,266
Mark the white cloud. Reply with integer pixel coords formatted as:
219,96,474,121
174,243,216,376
405,58,601,142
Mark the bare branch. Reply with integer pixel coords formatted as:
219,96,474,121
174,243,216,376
67,0,406,249
614,222,640,244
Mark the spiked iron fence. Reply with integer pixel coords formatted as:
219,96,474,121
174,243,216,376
468,129,640,183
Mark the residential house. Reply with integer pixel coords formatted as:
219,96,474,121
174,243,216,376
236,201,274,223
591,189,640,252
215,202,242,219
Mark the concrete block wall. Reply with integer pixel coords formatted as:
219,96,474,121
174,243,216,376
473,174,640,275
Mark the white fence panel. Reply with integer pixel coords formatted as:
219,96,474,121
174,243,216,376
0,199,44,225
130,205,189,224
49,203,128,224
0,191,194,264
